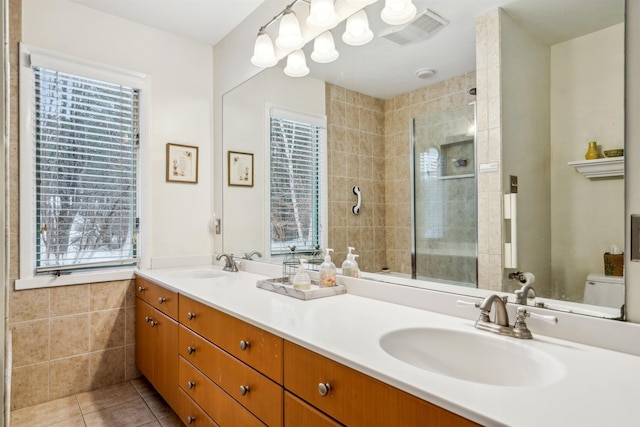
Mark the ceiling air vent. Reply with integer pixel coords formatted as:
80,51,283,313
379,9,449,46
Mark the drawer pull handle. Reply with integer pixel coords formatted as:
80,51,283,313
150,321,158,327
187,346,196,355
318,382,332,397
187,415,195,424
239,385,250,396
187,381,196,389
239,340,250,351
145,316,152,323
138,286,145,292
187,312,196,320
158,297,166,304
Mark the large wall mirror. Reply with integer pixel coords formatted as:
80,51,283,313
222,0,625,318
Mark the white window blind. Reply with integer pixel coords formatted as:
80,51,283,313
270,115,324,254
32,66,139,273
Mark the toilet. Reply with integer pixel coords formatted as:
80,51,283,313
583,273,624,308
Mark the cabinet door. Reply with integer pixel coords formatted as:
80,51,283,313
284,341,480,427
135,298,155,382
284,392,343,427
136,277,178,319
154,309,179,410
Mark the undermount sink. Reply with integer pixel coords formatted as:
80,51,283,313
167,269,226,279
380,327,565,387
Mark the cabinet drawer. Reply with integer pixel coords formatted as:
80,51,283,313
179,294,283,383
179,356,266,427
284,341,480,427
136,277,178,319
179,326,283,426
178,387,218,427
285,392,343,427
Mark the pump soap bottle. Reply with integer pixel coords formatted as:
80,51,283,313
319,249,337,287
292,259,311,291
341,247,360,278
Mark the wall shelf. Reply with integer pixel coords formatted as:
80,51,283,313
567,157,624,179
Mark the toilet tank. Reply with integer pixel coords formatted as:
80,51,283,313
583,273,624,309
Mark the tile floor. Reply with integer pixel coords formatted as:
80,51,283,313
10,378,184,427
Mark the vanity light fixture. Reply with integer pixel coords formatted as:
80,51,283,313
381,0,417,25
306,0,339,31
284,49,310,77
250,27,278,67
311,31,340,63
342,9,374,46
276,6,304,50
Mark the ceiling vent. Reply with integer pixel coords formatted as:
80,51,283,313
379,9,449,46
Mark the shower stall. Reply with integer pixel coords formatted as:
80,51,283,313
411,104,477,287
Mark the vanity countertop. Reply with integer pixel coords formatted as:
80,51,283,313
137,266,640,427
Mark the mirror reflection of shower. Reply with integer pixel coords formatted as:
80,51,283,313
411,103,477,287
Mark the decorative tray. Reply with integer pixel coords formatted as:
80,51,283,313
256,277,346,300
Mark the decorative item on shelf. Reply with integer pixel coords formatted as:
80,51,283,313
604,245,624,276
307,244,324,270
283,245,301,283
584,141,600,160
603,148,624,158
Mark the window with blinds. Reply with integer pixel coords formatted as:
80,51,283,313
269,114,324,255
32,66,139,273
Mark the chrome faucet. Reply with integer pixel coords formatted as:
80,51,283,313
216,253,239,272
243,251,263,260
475,294,512,337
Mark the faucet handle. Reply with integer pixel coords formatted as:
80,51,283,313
518,307,558,325
456,299,480,308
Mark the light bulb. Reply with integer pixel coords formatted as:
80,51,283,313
284,50,310,77
276,7,304,50
250,29,277,68
311,31,339,63
342,10,373,46
307,0,338,31
380,0,417,25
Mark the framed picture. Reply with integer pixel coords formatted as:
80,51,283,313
166,143,198,184
228,151,254,187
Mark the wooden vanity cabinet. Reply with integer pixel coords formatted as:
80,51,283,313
284,392,343,427
284,341,480,427
135,278,179,410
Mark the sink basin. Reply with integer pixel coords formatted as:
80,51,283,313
380,327,565,387
167,269,226,279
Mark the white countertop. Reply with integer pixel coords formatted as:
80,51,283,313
137,265,640,427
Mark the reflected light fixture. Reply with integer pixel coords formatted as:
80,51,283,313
380,0,417,25
251,27,278,67
311,31,339,63
284,49,310,77
306,0,339,31
342,9,374,46
276,6,304,50
345,0,378,6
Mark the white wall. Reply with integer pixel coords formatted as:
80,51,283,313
500,9,552,294
222,67,325,257
23,0,215,267
550,24,625,301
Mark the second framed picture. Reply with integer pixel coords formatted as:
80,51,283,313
228,151,254,187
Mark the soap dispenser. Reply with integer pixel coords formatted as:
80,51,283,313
341,247,360,278
319,249,337,287
292,259,311,291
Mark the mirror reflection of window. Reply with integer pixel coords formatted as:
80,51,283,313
418,147,443,239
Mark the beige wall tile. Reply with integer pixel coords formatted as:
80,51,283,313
125,279,136,308
50,314,90,359
125,306,136,346
125,344,141,381
91,281,128,311
49,354,91,400
9,288,50,323
50,284,90,317
89,347,126,389
11,319,50,367
11,362,50,410
90,309,126,351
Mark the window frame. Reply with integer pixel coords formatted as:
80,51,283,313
17,44,151,290
265,104,328,257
